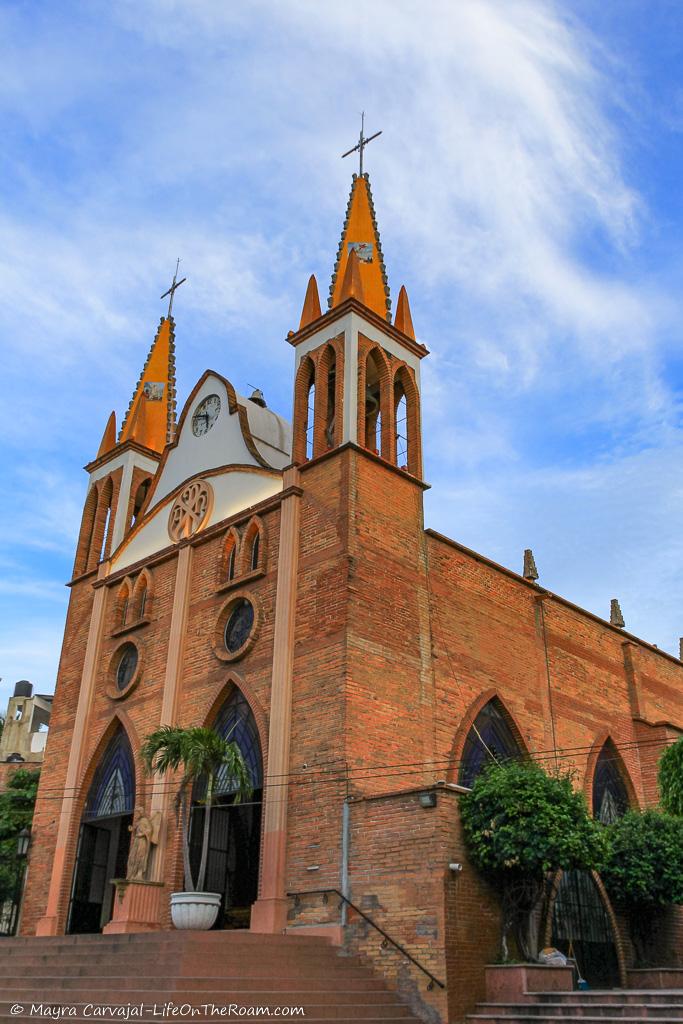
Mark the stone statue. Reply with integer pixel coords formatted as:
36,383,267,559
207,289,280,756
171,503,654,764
126,806,161,881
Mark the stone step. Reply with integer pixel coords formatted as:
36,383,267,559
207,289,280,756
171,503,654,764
0,933,423,1023
475,1002,683,1019
0,958,368,974
0,966,385,991
0,976,386,994
0,986,405,1004
467,1015,683,1024
533,992,683,1005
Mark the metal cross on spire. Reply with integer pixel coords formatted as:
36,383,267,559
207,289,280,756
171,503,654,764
160,258,187,319
342,112,382,177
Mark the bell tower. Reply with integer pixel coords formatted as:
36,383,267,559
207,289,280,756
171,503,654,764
290,173,427,478
72,315,177,576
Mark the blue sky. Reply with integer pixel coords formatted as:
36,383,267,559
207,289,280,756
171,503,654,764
1,0,683,708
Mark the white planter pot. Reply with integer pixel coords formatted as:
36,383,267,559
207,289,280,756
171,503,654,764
170,891,222,930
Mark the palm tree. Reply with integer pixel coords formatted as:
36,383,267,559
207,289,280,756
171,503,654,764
141,725,252,893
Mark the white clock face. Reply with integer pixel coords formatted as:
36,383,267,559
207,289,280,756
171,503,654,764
192,394,221,436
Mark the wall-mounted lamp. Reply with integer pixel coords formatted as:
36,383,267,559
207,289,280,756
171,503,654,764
16,827,31,859
418,791,437,809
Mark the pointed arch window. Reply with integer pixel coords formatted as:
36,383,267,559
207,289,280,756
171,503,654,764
83,728,135,820
116,582,131,629
593,740,631,823
130,478,152,528
249,532,260,572
459,698,523,788
195,690,263,798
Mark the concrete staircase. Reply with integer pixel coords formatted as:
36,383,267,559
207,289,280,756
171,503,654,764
0,931,421,1023
467,989,683,1023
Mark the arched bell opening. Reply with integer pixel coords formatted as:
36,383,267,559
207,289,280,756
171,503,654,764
316,344,337,453
130,477,152,529
189,688,264,929
67,726,135,934
363,348,389,457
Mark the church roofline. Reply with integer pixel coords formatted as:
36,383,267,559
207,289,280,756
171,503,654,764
286,296,429,360
84,438,163,474
426,527,683,671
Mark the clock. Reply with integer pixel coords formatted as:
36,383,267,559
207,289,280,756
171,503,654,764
192,394,221,436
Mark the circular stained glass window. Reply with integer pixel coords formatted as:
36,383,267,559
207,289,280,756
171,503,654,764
224,600,255,654
116,643,138,692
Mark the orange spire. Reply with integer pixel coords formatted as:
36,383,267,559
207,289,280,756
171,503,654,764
119,316,177,453
394,285,415,339
299,274,322,329
96,411,117,458
329,175,390,320
339,247,365,303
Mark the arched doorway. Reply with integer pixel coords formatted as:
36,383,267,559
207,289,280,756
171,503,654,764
549,870,621,988
189,689,263,929
67,727,135,933
547,737,632,988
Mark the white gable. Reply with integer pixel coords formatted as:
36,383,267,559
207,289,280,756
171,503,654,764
149,374,289,509
111,466,282,571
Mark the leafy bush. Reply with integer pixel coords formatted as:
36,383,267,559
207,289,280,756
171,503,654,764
460,759,606,960
0,768,40,904
601,809,683,964
601,810,683,909
659,737,683,817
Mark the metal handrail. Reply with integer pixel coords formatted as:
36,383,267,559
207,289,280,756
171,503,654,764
287,887,445,990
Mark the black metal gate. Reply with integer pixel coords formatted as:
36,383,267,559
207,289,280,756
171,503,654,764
551,870,620,988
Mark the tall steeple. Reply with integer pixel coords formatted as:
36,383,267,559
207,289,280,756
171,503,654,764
329,174,391,321
119,316,177,452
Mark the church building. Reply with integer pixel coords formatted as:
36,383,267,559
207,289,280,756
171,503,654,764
20,169,683,1023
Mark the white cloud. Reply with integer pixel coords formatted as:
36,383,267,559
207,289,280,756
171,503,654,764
1,0,682,702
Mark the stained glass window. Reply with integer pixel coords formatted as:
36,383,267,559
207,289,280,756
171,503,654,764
593,741,630,823
224,600,254,654
115,643,138,691
458,699,523,788
195,690,263,797
84,728,135,819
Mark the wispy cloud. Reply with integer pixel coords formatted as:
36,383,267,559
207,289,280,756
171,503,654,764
1,0,682,693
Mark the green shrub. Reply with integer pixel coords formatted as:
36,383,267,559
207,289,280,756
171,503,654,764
460,759,606,960
659,737,683,817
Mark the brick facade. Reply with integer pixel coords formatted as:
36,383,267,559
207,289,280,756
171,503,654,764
20,177,683,1022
